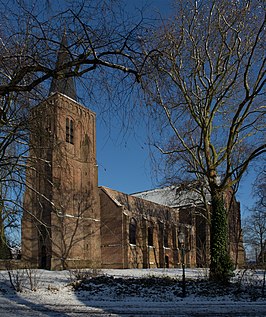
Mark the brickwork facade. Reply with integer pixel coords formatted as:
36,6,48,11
22,93,101,270
100,187,196,269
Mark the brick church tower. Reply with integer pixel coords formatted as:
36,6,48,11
21,37,101,269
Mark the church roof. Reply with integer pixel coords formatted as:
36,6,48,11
49,33,77,101
99,186,175,218
132,185,211,208
100,183,211,213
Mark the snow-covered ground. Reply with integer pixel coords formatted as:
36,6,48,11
0,268,266,316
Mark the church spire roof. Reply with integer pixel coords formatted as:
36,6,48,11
49,33,77,101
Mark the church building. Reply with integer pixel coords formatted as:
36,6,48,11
21,39,245,270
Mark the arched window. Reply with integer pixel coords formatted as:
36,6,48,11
163,226,169,248
66,118,74,144
148,226,153,246
129,218,137,245
172,226,177,249
165,255,169,268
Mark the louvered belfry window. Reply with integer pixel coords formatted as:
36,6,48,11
66,118,74,144
148,226,153,246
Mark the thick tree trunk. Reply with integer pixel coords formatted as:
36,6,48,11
209,189,233,284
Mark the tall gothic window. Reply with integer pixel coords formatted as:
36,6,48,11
148,226,153,246
129,218,137,245
172,226,177,249
163,226,169,248
66,118,74,144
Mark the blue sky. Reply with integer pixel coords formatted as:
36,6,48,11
96,119,153,194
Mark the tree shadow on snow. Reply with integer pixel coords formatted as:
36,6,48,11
0,281,70,317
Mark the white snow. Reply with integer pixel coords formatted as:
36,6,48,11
0,268,266,316
132,186,210,208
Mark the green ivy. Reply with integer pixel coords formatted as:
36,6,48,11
209,191,234,284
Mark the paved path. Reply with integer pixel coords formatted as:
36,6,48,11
1,296,266,317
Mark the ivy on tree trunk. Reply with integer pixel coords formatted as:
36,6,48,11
209,189,234,284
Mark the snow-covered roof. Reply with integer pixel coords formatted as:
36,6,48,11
132,185,211,208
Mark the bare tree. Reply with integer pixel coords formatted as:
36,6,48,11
141,0,265,282
0,92,28,257
244,168,266,263
254,168,266,209
244,208,266,264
